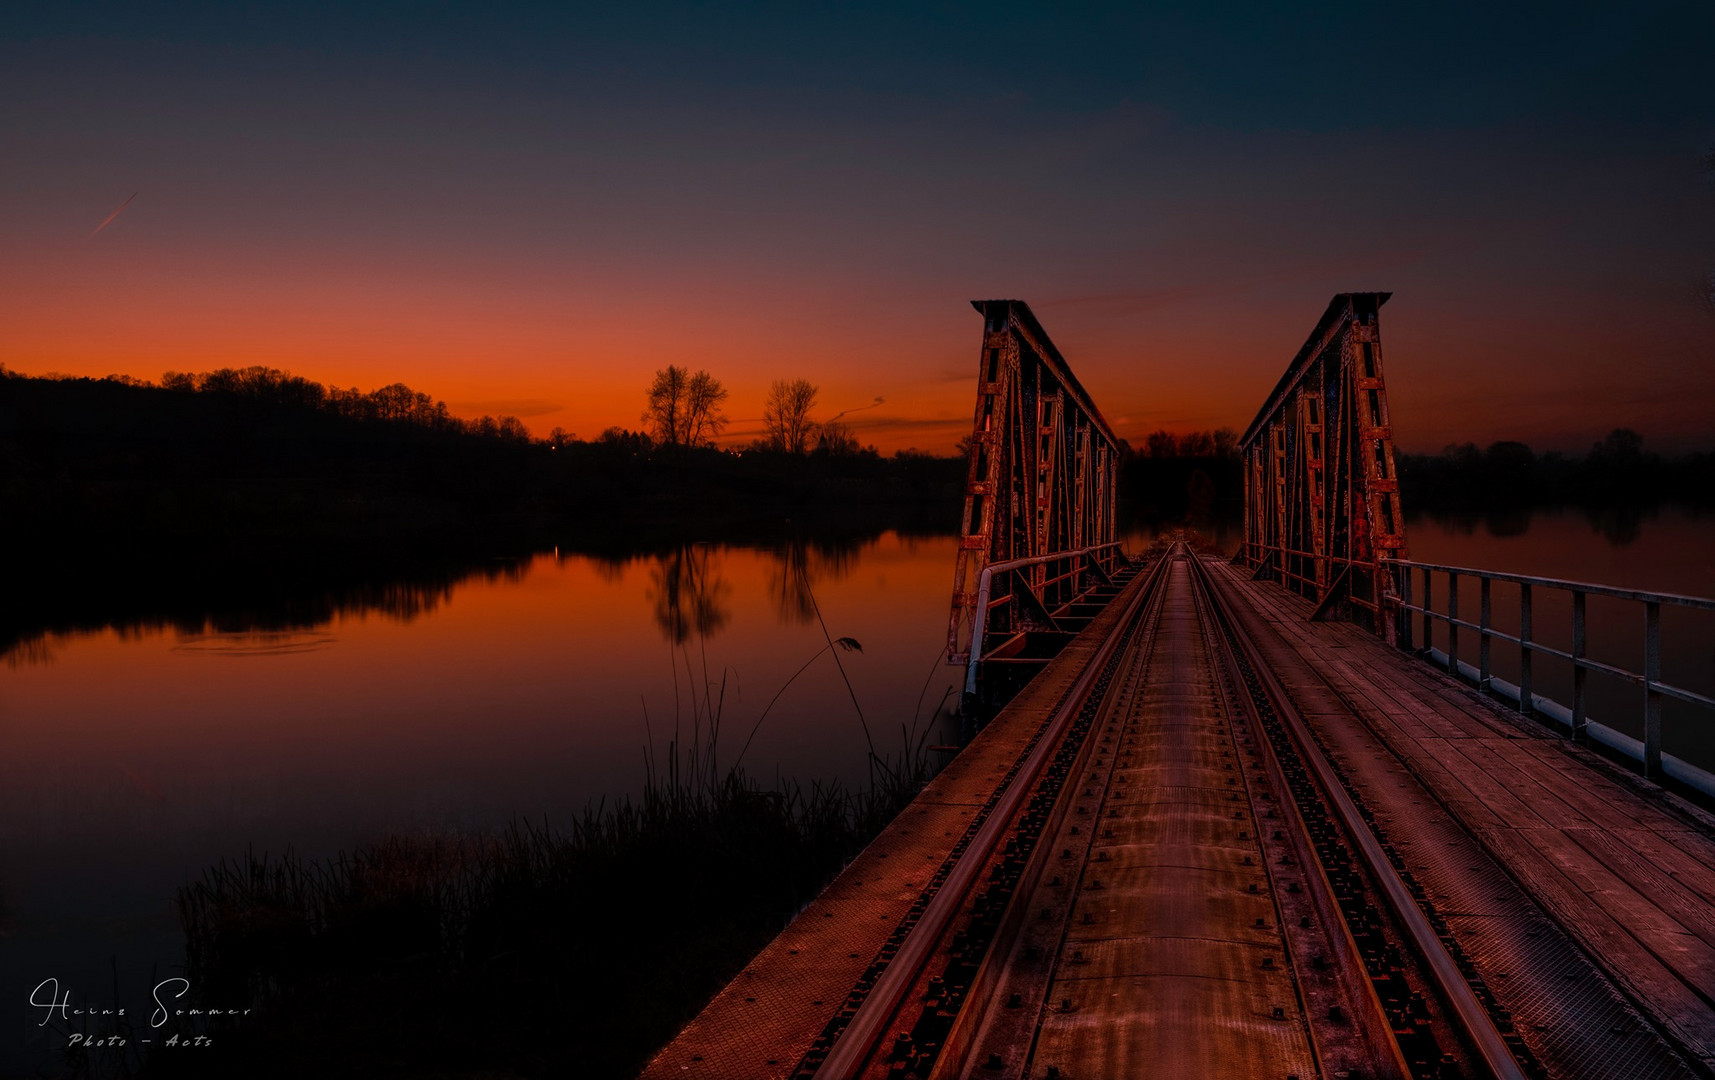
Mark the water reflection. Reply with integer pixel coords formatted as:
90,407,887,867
647,545,732,643
1,555,532,667
1410,503,1699,549
768,537,861,626
170,630,341,657
1584,504,1649,546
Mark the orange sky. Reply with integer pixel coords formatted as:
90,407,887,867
7,231,1711,456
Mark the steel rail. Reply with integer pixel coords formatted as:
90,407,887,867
1189,555,1413,1080
1188,553,1529,1080
814,547,1168,1080
925,544,1178,1080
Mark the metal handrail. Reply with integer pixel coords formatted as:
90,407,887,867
1391,559,1715,611
964,541,1125,695
1384,558,1715,798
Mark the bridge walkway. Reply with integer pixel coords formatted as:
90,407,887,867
1216,556,1715,1072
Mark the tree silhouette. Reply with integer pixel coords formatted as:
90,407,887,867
1144,430,1178,458
1213,427,1240,459
815,420,861,456
645,366,729,447
762,378,819,454
1178,430,1216,457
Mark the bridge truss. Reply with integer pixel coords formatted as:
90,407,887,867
947,300,1122,675
1240,292,1408,638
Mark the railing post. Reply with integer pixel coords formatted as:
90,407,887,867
1396,563,1413,651
1420,567,1433,654
1478,575,1492,690
1572,591,1587,740
1518,583,1533,715
1644,601,1662,778
1448,572,1460,679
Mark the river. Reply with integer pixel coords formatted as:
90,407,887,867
2,506,1710,1074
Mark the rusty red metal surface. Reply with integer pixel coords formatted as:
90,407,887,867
947,301,1122,668
1239,292,1408,638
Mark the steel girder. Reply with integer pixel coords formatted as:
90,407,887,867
947,300,1121,665
1240,293,1408,639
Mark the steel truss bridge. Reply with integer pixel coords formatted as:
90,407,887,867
643,297,1715,1080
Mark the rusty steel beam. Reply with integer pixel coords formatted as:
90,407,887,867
947,301,1121,668
1239,293,1407,639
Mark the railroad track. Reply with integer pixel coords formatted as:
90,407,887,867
800,541,1542,1080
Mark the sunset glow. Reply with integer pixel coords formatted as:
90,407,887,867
4,6,1711,453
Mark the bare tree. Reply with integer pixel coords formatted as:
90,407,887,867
644,366,730,447
644,366,689,446
684,370,729,447
762,378,819,453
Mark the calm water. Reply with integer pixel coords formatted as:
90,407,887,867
0,533,966,1074
2,509,1711,1073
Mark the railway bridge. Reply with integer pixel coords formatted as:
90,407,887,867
643,298,1715,1080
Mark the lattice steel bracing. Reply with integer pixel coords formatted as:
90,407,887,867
947,300,1121,665
1240,293,1408,638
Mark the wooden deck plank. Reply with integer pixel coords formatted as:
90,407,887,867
1476,827,1715,1067
1569,828,1715,953
1413,736,1552,829
1524,828,1715,1002
1505,737,1666,831
1446,737,1598,831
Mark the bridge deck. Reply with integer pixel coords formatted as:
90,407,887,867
641,551,1715,1080
1218,559,1715,1071
1022,560,1317,1078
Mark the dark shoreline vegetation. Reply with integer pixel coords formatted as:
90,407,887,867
136,742,942,1080
0,366,967,564
5,368,1709,570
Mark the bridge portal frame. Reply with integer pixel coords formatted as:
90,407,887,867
947,300,1122,668
1240,292,1407,639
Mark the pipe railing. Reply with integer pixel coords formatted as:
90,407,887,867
964,541,1126,696
1241,541,1386,614
1387,558,1715,798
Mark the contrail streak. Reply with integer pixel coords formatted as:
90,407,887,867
88,193,138,239
829,396,885,422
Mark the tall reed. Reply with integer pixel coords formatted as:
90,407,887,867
157,704,948,1080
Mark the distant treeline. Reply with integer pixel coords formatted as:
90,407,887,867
1397,430,1715,510
4,367,1706,562
1119,427,1715,521
1119,428,1243,524
157,365,536,439
0,367,965,561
